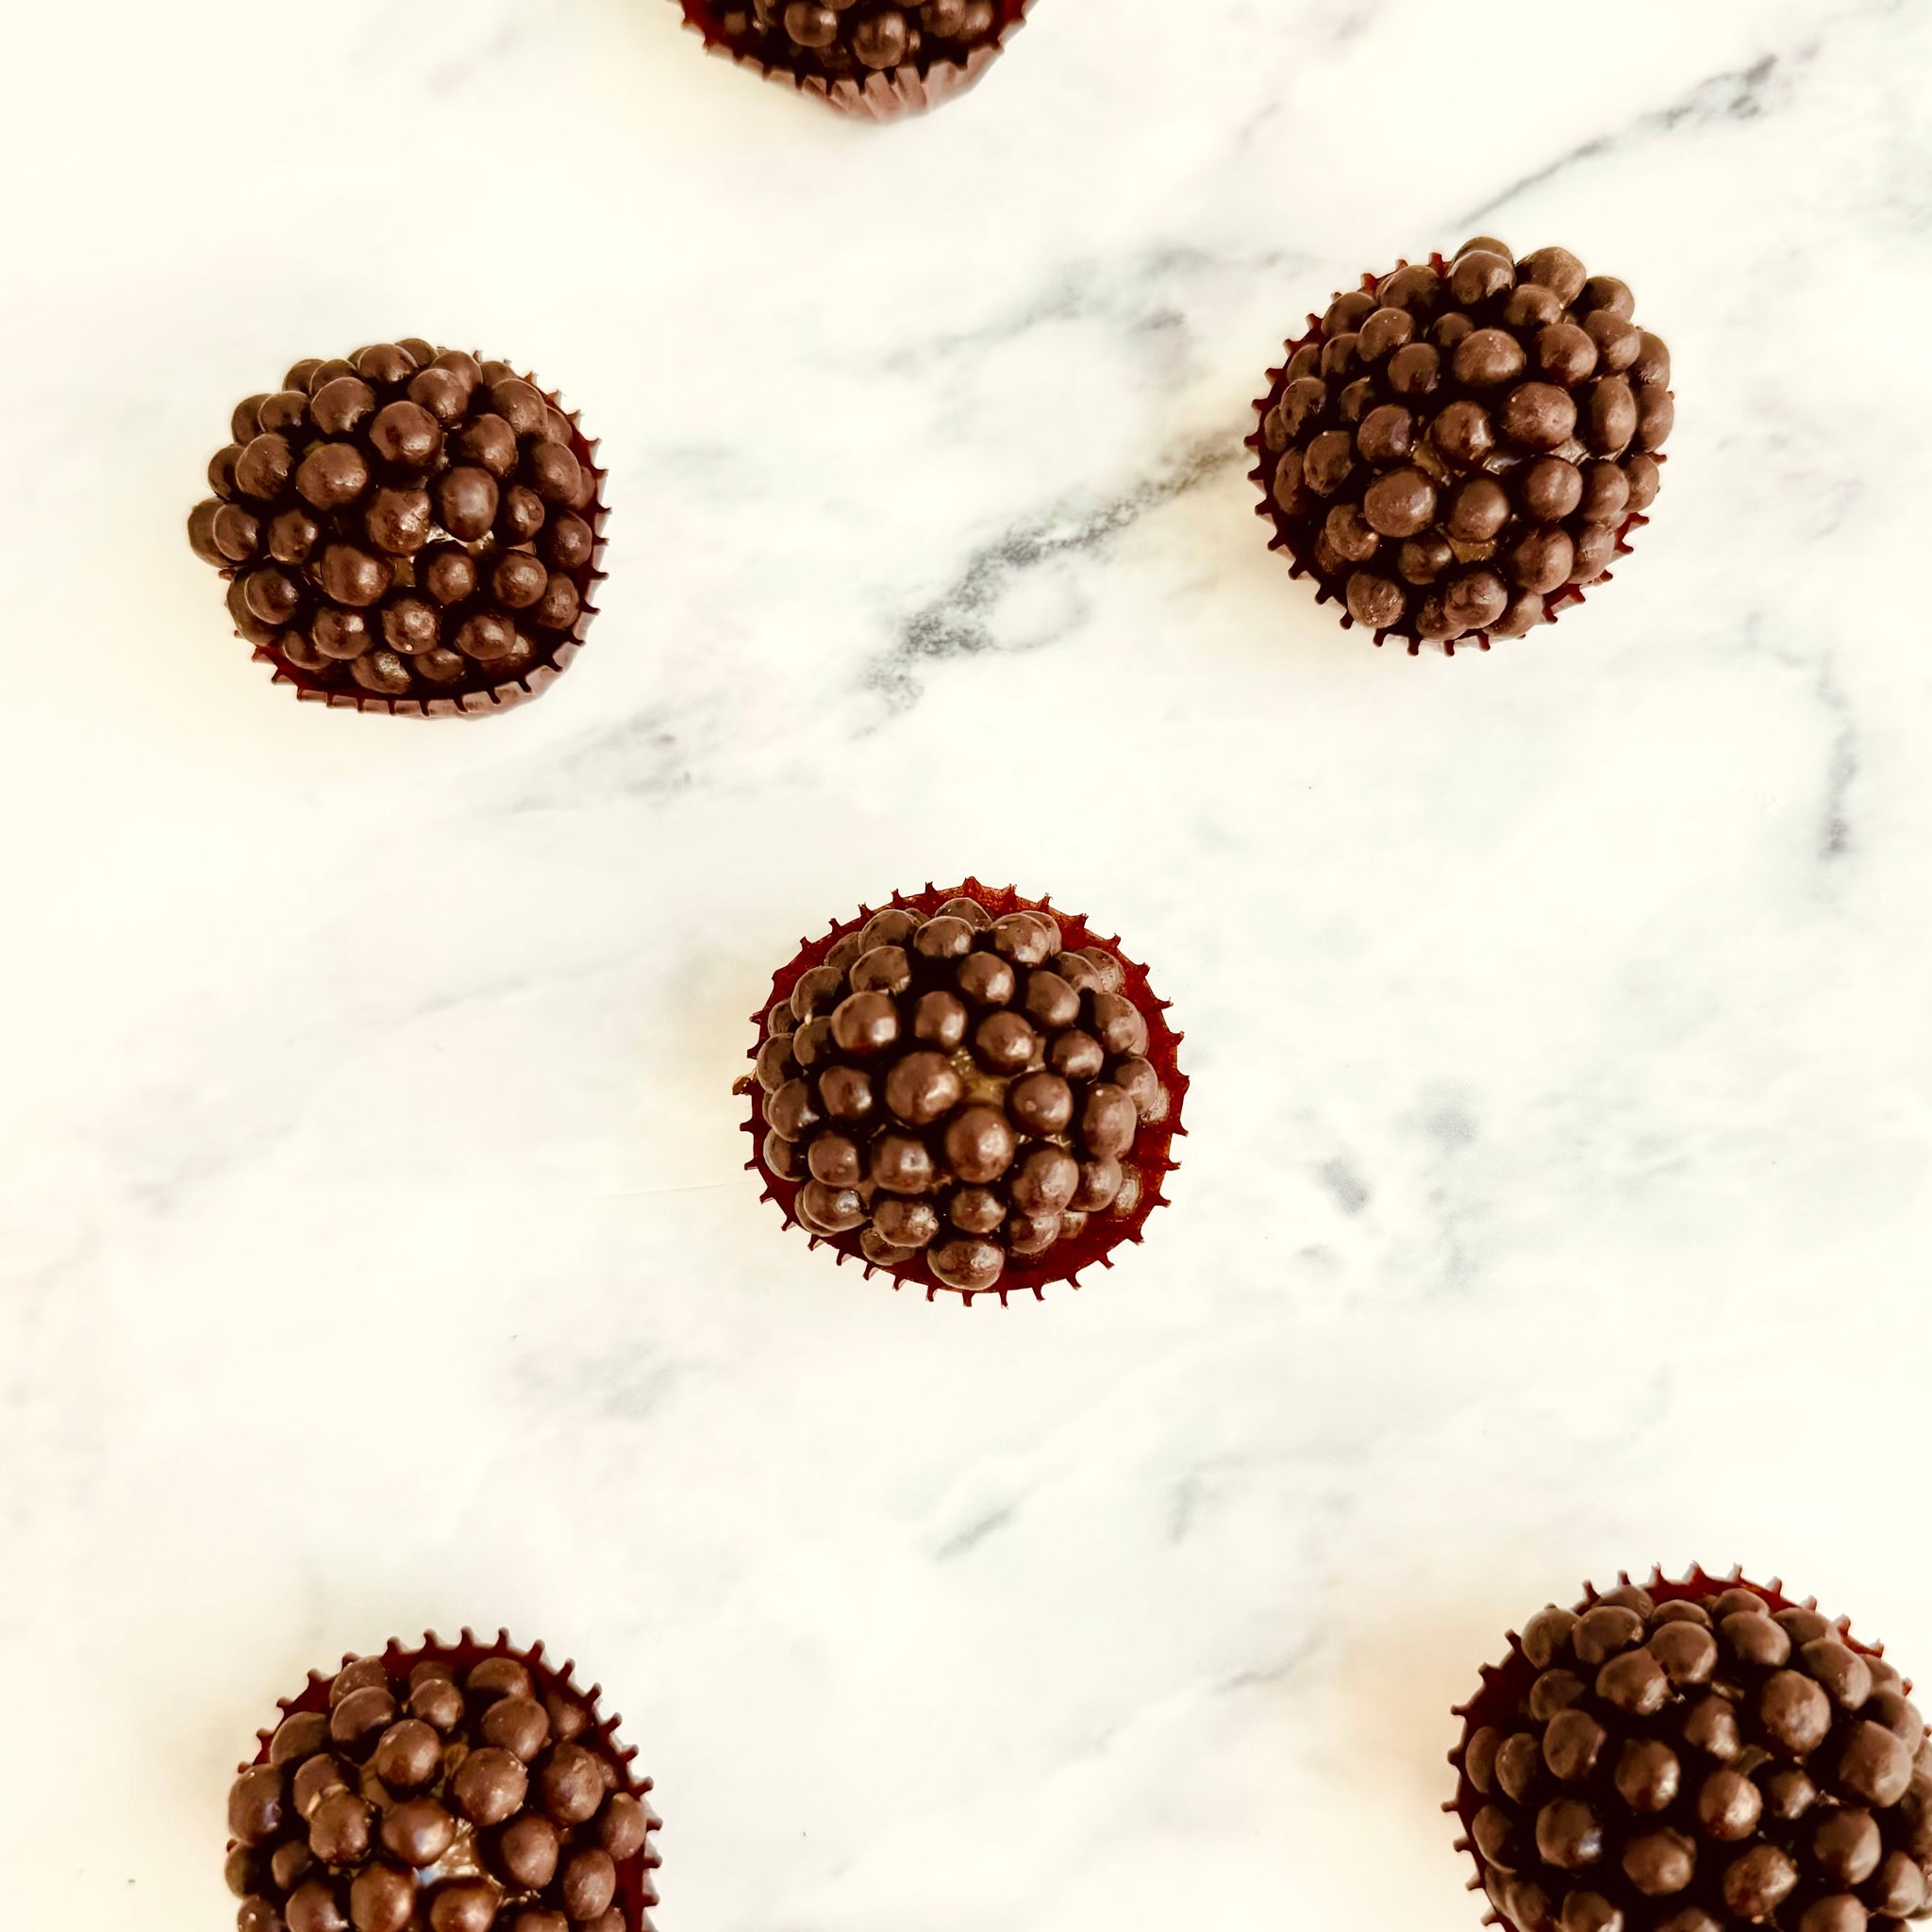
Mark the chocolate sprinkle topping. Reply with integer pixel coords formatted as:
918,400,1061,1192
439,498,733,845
226,1634,660,1932
741,880,1186,1303
1453,1569,1932,1932
188,343,604,714
1249,240,1672,654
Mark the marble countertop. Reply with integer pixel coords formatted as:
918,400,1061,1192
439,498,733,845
4,0,1931,1925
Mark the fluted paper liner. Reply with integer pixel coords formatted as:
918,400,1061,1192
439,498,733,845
738,876,1188,1306
236,1627,662,1930
1246,254,1668,658
673,0,1033,120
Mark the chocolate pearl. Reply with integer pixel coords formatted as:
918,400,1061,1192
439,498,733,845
1010,1148,1078,1215
498,1807,559,1885
309,1789,374,1864
311,377,377,438
924,0,968,32
806,1133,860,1188
1008,1071,1074,1136
1631,331,1672,389
972,1009,1036,1074
213,503,264,562
405,1674,464,1736
305,358,357,394
1321,290,1375,336
426,1882,499,1932
1532,323,1597,388
1342,570,1403,630
1650,1621,1718,1687
1374,262,1441,313
437,467,499,542
235,432,294,501
558,1847,617,1922
456,1748,541,1830
984,912,1046,966
457,416,519,479
1079,1084,1138,1159
532,574,580,632
1507,526,1574,593
482,1696,551,1762
337,1662,394,1705
406,368,471,429
791,1015,835,1067
1654,1601,1715,1628
1445,475,1509,541
849,8,908,66
372,1720,442,1789
1799,1900,1868,1932
790,964,844,1021
1591,1647,1669,1720
1624,1828,1696,1897
763,1132,806,1181
1838,1719,1913,1805
1583,311,1641,374
188,498,226,565
1811,1807,1883,1885
1357,306,1416,362
319,543,391,608
1569,1605,1641,1666
892,991,964,1058
1047,1030,1103,1081
907,918,973,968
859,908,923,952
257,510,317,570
1462,1728,1502,1796
1088,992,1145,1058
428,349,481,391
1559,1894,1622,1932
825,991,894,1058
1072,1157,1122,1212
1450,249,1514,307
946,1187,1006,1234
226,575,280,647
255,391,309,439
524,441,582,508
230,1765,287,1845
1512,456,1580,523
381,1796,456,1868
1623,453,1662,510
1759,1670,1833,1757
1270,450,1309,517
1723,1844,1797,1921
1682,1691,1742,1761
293,1755,353,1820
1579,275,1635,320
929,1237,1005,1293
454,613,519,662
420,545,478,608
381,597,440,656
1007,1212,1061,1257
287,1879,350,1932
1537,1797,1605,1871
208,443,244,499
1616,1738,1682,1814
356,343,419,390
597,1791,652,1860
507,1916,568,1932
1575,460,1629,524
1802,1640,1874,1711
1314,503,1374,566
956,952,1016,1008
1319,333,1362,380
537,1744,607,1828
1495,1731,1545,1803
273,1842,316,1891
1303,428,1355,497
1504,283,1564,330
1516,246,1586,304
483,552,542,614
331,1684,397,1753
1869,1850,1927,1917
1637,388,1674,451
1775,1607,1836,1645
496,485,546,544
1427,398,1491,467
1433,312,1474,352
873,1197,939,1248
943,1106,1016,1184
1472,1804,1520,1873
765,1078,821,1141
236,1900,281,1932
1386,341,1441,398
1500,381,1578,452
1454,327,1527,389
1586,376,1639,455
231,392,272,443
1362,467,1438,538
356,486,427,556
1348,403,1410,467
846,946,911,998
1544,1708,1607,1783
1866,1687,1924,1742
348,1864,414,1932
1690,1765,1762,1842
1489,591,1546,637
273,1711,332,1769
1274,382,1325,443
487,379,546,438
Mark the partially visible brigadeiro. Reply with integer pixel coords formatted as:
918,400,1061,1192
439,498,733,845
188,343,606,715
1451,1567,1932,1932
225,1631,660,1932
1249,241,1673,655
739,880,1186,1304
673,0,1032,119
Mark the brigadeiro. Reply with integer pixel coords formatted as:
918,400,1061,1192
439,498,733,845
673,0,1032,119
1451,1567,1932,1932
188,342,606,715
738,879,1186,1304
225,1632,661,1932
1248,240,1673,654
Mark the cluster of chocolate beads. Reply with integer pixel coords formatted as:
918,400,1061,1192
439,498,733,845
699,0,1017,81
188,342,602,711
1250,240,1673,652
226,1641,658,1932
744,884,1183,1302
1454,1573,1932,1932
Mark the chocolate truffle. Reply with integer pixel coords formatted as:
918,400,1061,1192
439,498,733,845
188,344,605,714
739,878,1187,1304
226,1632,661,1932
1452,1567,1932,1932
674,0,1031,119
1248,240,1672,654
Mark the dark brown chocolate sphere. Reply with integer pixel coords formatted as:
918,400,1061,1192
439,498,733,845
188,344,604,714
741,880,1188,1304
1251,240,1672,653
226,1636,660,1932
1454,1570,1932,1932
678,0,1029,118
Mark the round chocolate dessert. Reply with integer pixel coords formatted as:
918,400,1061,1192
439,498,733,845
188,342,605,715
225,1632,660,1932
1248,240,1673,654
1452,1568,1932,1932
740,880,1186,1304
675,0,1031,119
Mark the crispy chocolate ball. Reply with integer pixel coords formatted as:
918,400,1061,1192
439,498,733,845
691,0,1024,102
744,883,1186,1302
227,1641,659,1932
1252,239,1672,652
188,343,602,711
1455,1572,1932,1932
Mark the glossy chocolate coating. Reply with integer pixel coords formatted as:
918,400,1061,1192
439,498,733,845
1454,1571,1932,1932
1253,239,1673,652
188,342,602,709
226,1642,659,1932
700,0,1019,83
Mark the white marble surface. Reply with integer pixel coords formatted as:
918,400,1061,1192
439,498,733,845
4,0,1932,1925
